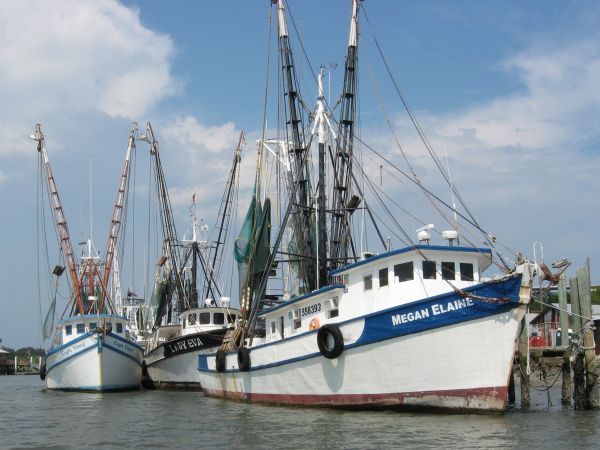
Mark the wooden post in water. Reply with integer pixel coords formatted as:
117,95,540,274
570,276,586,409
558,275,571,405
518,316,530,407
508,368,516,404
577,262,599,408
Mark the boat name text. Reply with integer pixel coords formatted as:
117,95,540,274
391,298,474,326
168,337,204,353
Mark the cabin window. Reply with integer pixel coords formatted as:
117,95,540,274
364,275,373,291
270,321,276,335
65,325,72,336
442,262,456,280
379,268,388,287
422,260,436,279
116,323,123,334
183,318,186,328
278,316,284,339
227,314,237,324
76,323,85,334
460,263,474,281
188,313,197,326
106,323,112,332
199,312,211,325
89,322,97,331
394,262,414,282
214,313,225,325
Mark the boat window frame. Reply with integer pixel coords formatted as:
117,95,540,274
213,312,225,325
65,325,72,336
422,260,436,280
188,313,197,326
378,267,388,287
116,322,123,334
76,323,85,334
441,261,456,280
394,261,414,282
364,274,373,291
199,312,211,325
460,262,474,281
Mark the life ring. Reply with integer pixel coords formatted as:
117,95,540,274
215,349,227,372
309,317,320,331
317,324,344,359
39,362,46,381
237,347,251,372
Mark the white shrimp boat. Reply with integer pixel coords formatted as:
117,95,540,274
197,0,546,412
45,314,142,391
36,124,143,391
144,307,239,389
140,124,242,389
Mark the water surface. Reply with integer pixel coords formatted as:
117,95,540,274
1,375,598,449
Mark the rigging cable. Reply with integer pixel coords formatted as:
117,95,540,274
360,3,509,270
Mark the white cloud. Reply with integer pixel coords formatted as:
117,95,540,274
375,35,600,267
0,0,177,156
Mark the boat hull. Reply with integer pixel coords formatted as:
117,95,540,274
45,332,143,391
198,276,525,412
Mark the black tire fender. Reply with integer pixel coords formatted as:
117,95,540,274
39,362,46,381
317,324,344,359
237,347,251,372
141,360,148,377
215,349,227,372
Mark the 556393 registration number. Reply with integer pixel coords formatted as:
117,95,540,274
301,303,321,317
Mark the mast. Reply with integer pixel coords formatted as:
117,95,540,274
206,131,243,299
102,123,137,310
33,124,84,314
330,0,360,270
311,69,332,288
276,0,316,292
145,122,188,311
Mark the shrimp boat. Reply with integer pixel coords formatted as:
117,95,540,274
140,124,241,389
36,124,143,391
197,0,549,412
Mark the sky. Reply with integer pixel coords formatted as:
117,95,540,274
1,0,599,348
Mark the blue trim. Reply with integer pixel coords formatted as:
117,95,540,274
258,284,345,316
49,384,140,391
107,332,144,352
59,314,128,325
46,332,94,357
199,274,521,374
328,245,492,276
46,339,98,375
102,342,142,366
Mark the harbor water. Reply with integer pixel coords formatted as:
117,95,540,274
2,375,600,449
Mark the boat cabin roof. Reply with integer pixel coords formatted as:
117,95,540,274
329,245,492,276
59,314,128,325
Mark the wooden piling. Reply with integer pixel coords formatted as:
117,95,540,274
518,316,530,407
558,275,571,404
577,263,599,408
508,368,516,403
570,276,586,409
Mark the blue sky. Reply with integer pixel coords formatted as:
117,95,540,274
1,0,599,348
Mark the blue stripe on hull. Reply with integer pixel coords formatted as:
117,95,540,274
356,275,520,346
46,339,98,375
47,384,141,392
102,342,142,366
198,274,522,373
